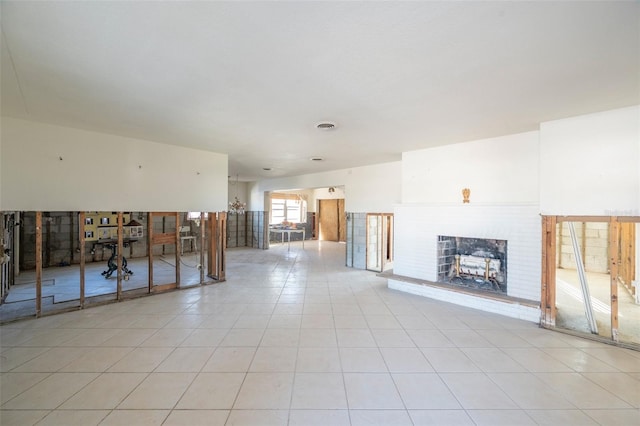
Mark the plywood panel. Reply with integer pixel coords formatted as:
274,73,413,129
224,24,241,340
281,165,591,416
319,199,338,241
338,199,346,242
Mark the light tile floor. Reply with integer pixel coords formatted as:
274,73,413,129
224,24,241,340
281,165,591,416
1,241,639,425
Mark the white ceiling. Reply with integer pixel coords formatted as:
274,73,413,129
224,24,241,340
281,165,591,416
1,1,638,181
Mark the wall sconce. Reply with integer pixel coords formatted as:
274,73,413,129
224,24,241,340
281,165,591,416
462,188,471,203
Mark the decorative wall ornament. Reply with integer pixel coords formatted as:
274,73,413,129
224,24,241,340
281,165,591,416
462,188,471,203
229,196,246,215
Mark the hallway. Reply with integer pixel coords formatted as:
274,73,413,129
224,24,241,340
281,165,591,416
1,241,638,425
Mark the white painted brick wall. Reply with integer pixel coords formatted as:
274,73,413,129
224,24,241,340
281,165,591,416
393,203,541,302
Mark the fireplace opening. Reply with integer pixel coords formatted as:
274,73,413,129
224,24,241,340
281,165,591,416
437,236,507,294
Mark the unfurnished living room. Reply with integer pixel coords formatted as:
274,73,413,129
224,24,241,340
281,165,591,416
0,2,639,426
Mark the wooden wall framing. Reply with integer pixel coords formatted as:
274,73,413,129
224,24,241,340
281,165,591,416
208,212,226,281
541,215,638,346
4,210,227,320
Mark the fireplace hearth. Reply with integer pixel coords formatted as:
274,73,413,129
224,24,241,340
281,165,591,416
437,236,507,294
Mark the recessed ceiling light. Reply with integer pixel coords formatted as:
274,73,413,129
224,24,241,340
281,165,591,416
310,157,324,162
316,121,336,130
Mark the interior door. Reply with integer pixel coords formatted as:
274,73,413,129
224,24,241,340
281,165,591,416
319,199,345,242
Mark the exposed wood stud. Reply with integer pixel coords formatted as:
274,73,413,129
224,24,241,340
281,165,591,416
176,212,181,288
609,217,620,342
218,212,227,281
79,211,85,308
540,215,557,327
148,212,154,292
209,212,217,279
200,212,205,284
35,212,42,318
117,212,123,300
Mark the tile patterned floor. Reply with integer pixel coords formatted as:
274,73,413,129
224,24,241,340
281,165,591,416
1,241,639,425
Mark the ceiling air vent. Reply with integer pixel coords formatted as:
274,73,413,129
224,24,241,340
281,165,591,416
316,122,336,130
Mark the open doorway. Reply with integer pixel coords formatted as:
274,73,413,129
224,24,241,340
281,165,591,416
366,213,394,272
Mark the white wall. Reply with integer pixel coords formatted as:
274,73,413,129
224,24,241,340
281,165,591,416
540,105,640,216
392,107,640,320
402,131,540,204
1,117,228,211
394,131,542,319
313,186,345,202
248,161,401,213
228,181,249,207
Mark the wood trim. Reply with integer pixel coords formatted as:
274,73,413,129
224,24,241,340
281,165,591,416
79,212,85,308
617,216,640,223
150,212,176,217
556,216,610,223
35,212,42,318
609,218,620,342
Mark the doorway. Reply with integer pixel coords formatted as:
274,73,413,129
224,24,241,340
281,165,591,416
366,213,394,272
318,199,346,242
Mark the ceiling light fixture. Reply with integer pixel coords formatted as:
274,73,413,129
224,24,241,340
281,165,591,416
228,174,246,215
263,167,272,171
310,157,324,162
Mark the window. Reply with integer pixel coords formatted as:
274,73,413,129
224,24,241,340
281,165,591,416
270,194,306,224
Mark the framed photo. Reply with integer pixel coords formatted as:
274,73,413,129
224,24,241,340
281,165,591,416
98,228,111,239
129,226,143,238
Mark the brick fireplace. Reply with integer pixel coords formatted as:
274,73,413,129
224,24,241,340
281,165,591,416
437,236,507,294
388,204,541,322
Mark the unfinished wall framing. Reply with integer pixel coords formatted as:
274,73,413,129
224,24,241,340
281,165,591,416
0,210,228,323
541,215,639,348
